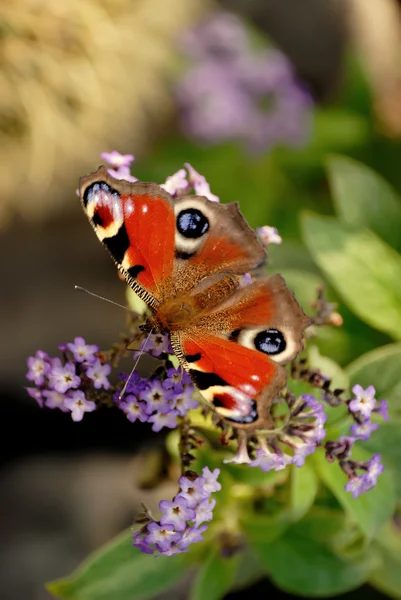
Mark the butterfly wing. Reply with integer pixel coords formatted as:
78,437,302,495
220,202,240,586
79,167,266,306
171,275,311,431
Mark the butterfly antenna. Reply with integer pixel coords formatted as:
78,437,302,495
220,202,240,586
74,285,140,316
119,329,153,400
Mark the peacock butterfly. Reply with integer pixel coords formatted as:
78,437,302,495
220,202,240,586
79,166,310,432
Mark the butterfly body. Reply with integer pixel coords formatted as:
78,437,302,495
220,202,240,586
80,166,311,432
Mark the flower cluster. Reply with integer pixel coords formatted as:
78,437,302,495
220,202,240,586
132,467,221,556
176,11,312,153
115,365,199,432
26,338,110,421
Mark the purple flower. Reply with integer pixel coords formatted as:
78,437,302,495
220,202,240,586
256,225,282,246
345,474,374,498
163,367,191,391
185,163,219,202
350,420,379,441
25,387,43,407
160,169,189,196
107,165,138,183
250,447,292,472
142,379,172,414
179,525,208,550
171,387,199,416
349,385,377,419
144,522,182,553
292,443,316,467
101,151,134,168
66,337,98,364
85,359,111,390
132,532,154,555
43,390,69,412
376,399,389,421
147,333,172,357
149,410,179,432
160,496,196,532
26,351,51,386
119,395,149,423
201,467,221,494
365,454,384,485
193,497,216,528
49,362,80,394
177,476,209,508
64,390,96,422
176,12,312,154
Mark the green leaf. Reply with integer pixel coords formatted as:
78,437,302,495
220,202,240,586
290,463,318,521
251,525,372,596
47,530,190,600
347,343,401,409
241,513,290,545
308,345,349,391
369,523,401,598
190,550,240,600
301,213,401,339
327,155,401,251
312,449,396,540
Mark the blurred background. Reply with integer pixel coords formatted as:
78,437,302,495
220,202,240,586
1,0,401,598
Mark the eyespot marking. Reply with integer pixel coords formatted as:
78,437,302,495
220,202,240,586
254,329,286,356
177,208,209,239
214,394,258,424
175,250,196,260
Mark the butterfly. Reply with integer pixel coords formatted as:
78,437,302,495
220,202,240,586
79,166,311,432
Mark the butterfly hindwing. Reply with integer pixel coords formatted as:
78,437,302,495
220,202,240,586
171,275,311,430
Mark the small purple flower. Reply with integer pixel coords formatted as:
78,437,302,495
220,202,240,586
26,351,51,386
147,333,171,357
142,379,172,414
25,387,43,407
64,390,96,422
144,522,182,552
49,362,80,394
292,443,316,467
350,420,379,441
148,410,179,432
66,337,99,364
345,474,374,498
349,385,377,419
107,165,138,183
201,467,221,494
85,359,111,390
160,496,196,532
163,367,191,391
43,390,69,412
132,532,154,555
177,476,209,508
365,454,384,485
193,497,216,528
101,151,134,168
119,395,149,423
256,225,282,246
160,169,189,196
172,387,199,416
376,399,389,421
250,447,292,472
185,163,219,202
179,525,208,550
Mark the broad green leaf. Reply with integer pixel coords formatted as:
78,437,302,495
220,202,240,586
369,523,401,598
313,449,396,540
290,463,318,521
327,155,401,251
232,549,265,591
347,343,401,409
48,530,190,600
251,525,372,596
301,213,401,339
241,513,290,545
190,550,240,600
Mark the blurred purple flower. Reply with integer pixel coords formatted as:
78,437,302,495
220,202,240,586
85,359,111,390
349,384,377,419
66,337,99,364
26,351,51,386
149,410,179,432
176,11,313,154
160,497,196,532
119,395,149,423
49,362,80,394
177,475,209,508
350,420,379,441
256,225,282,247
250,447,292,472
144,523,182,553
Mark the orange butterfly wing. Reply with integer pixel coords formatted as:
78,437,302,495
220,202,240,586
171,275,311,431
